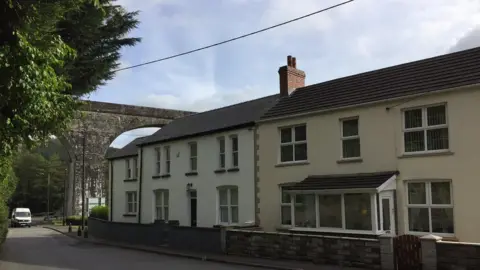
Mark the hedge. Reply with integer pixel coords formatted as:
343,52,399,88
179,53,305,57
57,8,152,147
0,156,17,245
0,205,8,245
65,215,87,226
90,206,108,220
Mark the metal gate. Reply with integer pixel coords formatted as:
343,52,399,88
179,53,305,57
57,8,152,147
394,235,422,270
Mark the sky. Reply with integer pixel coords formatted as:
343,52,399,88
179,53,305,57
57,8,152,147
102,0,480,148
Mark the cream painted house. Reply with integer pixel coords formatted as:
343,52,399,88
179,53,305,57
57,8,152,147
109,95,278,228
106,136,145,223
256,48,480,242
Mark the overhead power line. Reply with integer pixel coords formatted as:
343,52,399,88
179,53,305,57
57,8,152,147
113,0,355,72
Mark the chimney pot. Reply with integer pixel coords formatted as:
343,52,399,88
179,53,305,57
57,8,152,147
292,57,297,68
287,55,292,67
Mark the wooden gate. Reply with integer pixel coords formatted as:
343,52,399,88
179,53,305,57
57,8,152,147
393,235,422,270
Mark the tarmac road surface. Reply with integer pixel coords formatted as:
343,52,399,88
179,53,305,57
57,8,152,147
0,227,258,270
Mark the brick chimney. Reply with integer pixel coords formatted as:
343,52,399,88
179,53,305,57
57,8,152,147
278,55,306,97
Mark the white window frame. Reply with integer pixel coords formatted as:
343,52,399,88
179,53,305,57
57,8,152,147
132,157,138,178
280,189,304,226
405,180,454,236
154,189,169,221
126,191,137,214
154,147,161,175
279,125,307,163
164,146,171,174
125,159,132,179
189,142,197,172
218,137,226,169
218,187,238,225
230,135,239,168
402,103,449,154
340,117,361,159
281,190,380,235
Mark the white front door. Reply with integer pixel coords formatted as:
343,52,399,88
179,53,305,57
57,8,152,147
379,192,396,235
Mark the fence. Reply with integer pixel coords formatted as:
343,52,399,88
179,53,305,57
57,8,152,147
88,218,222,253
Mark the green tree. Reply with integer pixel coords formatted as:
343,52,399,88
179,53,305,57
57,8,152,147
0,0,139,242
0,0,82,156
10,150,67,214
58,0,141,95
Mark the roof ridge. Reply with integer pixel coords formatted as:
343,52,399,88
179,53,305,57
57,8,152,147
262,46,480,119
296,46,480,93
170,94,279,122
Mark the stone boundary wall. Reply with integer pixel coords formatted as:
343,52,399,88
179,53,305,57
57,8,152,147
88,218,222,253
226,229,381,269
436,240,480,270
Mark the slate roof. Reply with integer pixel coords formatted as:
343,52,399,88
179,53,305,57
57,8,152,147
139,94,279,146
282,171,399,191
105,147,120,157
262,46,480,120
106,136,147,160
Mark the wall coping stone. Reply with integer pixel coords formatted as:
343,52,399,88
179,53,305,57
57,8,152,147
438,240,480,246
421,234,442,241
227,229,379,242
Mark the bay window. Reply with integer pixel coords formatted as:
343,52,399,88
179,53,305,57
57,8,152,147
281,190,378,233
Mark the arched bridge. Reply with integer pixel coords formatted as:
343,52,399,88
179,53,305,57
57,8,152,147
60,101,194,215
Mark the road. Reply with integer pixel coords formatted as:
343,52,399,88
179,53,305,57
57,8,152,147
0,227,257,270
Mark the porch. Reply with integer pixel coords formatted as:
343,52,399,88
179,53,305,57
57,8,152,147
279,171,398,237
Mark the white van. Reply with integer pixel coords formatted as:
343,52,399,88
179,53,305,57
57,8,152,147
11,208,32,227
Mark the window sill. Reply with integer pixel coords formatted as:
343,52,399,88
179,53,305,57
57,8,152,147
275,161,309,168
398,151,454,159
185,172,198,176
337,157,363,164
227,168,239,173
123,178,138,182
123,214,137,217
152,175,162,179
214,169,226,174
160,174,171,178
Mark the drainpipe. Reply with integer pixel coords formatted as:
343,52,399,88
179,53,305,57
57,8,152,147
109,160,114,221
138,147,143,224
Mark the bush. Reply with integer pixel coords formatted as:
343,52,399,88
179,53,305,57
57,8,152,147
90,206,108,220
0,204,9,245
0,156,17,246
65,215,87,226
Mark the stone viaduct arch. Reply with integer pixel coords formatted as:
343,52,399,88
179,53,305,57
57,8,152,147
59,101,194,215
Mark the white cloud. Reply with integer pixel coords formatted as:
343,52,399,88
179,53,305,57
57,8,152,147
449,27,480,52
96,0,480,116
138,82,266,112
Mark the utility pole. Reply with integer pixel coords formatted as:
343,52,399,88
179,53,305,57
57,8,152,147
47,172,50,218
81,130,86,231
63,168,67,226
